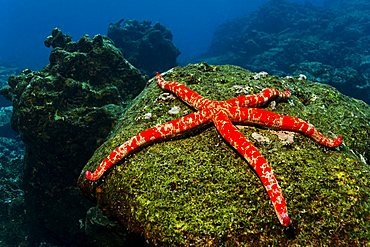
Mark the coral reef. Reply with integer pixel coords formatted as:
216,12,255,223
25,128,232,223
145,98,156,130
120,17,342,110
0,81,24,245
203,0,370,103
0,64,19,88
0,106,16,138
0,64,19,107
0,28,146,246
108,19,180,76
0,136,24,245
79,63,370,246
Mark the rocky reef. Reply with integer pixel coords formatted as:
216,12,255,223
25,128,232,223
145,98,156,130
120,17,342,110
0,64,19,107
79,63,370,245
203,0,370,104
0,137,24,245
0,28,147,245
0,81,23,245
0,106,16,138
108,19,180,76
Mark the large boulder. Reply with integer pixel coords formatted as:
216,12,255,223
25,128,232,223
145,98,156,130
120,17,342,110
0,28,146,245
108,19,180,76
79,63,370,245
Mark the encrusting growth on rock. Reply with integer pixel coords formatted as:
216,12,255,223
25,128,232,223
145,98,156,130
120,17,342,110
85,72,342,228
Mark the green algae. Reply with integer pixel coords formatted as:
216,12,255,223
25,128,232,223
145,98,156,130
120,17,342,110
79,63,370,246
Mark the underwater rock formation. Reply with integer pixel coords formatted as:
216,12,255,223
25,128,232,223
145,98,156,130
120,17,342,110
204,0,370,103
0,94,24,245
0,106,16,138
79,63,370,246
0,28,146,245
0,137,24,245
0,64,19,107
323,0,370,10
108,19,180,76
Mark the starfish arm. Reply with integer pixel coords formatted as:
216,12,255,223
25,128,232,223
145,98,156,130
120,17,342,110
212,110,291,227
85,109,211,181
230,108,343,148
223,88,291,107
156,72,213,110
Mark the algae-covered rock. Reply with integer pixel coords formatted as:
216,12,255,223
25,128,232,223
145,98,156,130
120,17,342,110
0,28,146,245
79,63,370,246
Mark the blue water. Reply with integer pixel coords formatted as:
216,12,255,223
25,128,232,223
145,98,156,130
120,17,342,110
0,0,324,70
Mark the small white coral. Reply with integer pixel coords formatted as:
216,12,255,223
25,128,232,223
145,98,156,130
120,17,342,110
157,92,176,101
168,106,181,115
284,76,294,82
135,112,153,121
298,74,307,81
143,112,152,120
253,71,269,80
251,132,271,143
271,130,295,145
232,85,250,94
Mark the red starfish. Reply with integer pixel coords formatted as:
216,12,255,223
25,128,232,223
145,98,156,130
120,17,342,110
85,72,342,228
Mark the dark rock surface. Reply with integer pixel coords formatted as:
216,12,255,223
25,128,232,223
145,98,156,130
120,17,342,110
0,65,25,245
108,19,180,76
79,63,370,245
203,0,370,103
0,106,17,138
0,137,24,245
0,28,147,246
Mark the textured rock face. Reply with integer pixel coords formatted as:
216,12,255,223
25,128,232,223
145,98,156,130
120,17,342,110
108,19,180,76
0,106,15,138
0,64,19,107
1,28,146,245
0,137,24,245
204,0,370,104
79,63,370,246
